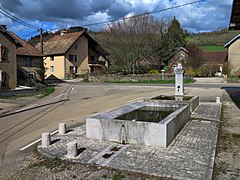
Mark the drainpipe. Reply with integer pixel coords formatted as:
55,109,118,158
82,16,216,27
0,70,2,94
40,28,43,54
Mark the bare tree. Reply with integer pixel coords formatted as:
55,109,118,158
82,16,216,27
102,13,167,74
186,43,204,69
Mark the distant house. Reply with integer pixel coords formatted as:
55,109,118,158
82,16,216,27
168,47,188,71
137,58,161,71
0,25,22,89
9,32,44,85
35,31,109,80
224,35,240,75
202,51,228,76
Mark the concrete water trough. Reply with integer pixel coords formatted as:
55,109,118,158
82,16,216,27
86,101,190,148
145,95,199,113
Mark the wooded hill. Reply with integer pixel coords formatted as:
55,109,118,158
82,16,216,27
29,27,240,50
186,29,240,46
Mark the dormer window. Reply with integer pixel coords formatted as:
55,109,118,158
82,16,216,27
0,44,6,62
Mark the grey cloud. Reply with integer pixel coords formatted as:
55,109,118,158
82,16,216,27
0,0,22,11
0,0,133,22
0,0,233,32
90,0,113,12
1,0,93,22
38,0,91,20
107,1,132,19
90,0,133,19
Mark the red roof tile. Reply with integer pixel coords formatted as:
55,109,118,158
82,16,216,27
203,52,228,64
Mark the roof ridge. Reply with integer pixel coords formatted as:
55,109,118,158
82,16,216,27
224,34,240,48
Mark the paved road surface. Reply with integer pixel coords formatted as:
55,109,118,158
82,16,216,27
0,81,238,173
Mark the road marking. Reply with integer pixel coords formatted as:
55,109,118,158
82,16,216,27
54,93,66,98
19,130,59,151
127,97,143,103
15,104,37,112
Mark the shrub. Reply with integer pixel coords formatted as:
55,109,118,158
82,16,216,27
148,69,159,74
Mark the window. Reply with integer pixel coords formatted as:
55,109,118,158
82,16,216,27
0,44,6,62
69,54,77,62
50,56,54,61
29,72,35,80
25,57,32,67
75,44,78,50
50,66,54,74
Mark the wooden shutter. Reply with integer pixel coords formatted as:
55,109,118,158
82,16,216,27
0,45,6,61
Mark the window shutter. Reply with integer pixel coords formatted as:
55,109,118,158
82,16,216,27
75,55,77,62
69,54,73,61
0,45,6,62
0,45,2,62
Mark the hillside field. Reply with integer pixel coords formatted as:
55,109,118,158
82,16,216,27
200,45,227,52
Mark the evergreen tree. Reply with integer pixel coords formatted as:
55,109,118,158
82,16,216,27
161,17,186,64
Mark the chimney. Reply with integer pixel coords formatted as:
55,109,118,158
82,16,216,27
0,25,7,30
60,30,67,36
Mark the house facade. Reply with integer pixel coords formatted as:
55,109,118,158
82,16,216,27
168,47,188,72
224,35,240,76
35,31,109,80
202,51,228,76
9,32,44,85
0,25,22,89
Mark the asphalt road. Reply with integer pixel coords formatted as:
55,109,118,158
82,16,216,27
0,81,239,173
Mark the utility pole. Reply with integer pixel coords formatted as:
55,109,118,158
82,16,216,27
39,28,44,82
40,28,43,53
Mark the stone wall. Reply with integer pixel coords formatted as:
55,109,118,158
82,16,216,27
228,38,240,76
88,73,192,82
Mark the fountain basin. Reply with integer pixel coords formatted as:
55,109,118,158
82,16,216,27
145,95,199,112
86,101,190,148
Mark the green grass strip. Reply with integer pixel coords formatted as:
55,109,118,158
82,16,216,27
201,46,226,52
104,78,194,84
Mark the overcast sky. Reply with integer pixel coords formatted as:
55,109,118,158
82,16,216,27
0,0,233,39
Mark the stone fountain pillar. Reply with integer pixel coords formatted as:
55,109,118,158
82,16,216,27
174,64,184,96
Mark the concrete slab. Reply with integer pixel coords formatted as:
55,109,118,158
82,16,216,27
37,109,220,179
191,102,222,121
194,77,223,84
35,85,222,179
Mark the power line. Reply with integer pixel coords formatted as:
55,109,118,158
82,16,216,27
47,0,204,31
3,0,203,37
21,30,39,38
0,6,39,29
82,0,204,27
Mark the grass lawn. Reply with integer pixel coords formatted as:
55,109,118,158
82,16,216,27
1,86,55,99
36,86,55,98
201,46,227,52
